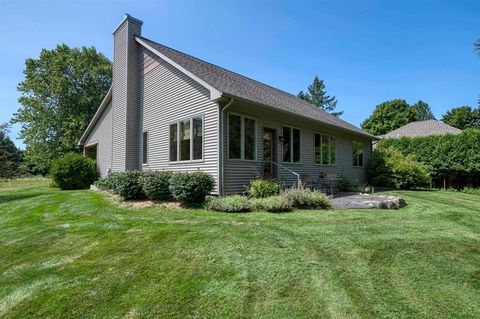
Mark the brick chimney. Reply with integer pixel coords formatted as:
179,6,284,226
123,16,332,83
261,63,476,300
111,14,142,171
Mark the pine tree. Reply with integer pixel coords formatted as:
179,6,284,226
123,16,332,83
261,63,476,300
298,76,343,117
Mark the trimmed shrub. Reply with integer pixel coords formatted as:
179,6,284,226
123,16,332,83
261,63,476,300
369,147,431,189
206,195,252,212
252,195,293,213
169,171,214,203
112,170,145,200
283,188,330,209
50,153,97,190
336,177,355,192
141,171,173,201
246,179,281,198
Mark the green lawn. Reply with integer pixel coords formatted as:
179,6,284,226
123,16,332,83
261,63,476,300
1,180,480,318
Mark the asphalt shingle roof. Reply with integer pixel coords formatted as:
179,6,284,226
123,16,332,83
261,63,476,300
138,36,375,139
380,120,462,139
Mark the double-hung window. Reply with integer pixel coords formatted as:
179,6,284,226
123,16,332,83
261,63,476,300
169,115,203,162
282,125,301,163
228,113,256,160
352,141,364,167
314,133,336,165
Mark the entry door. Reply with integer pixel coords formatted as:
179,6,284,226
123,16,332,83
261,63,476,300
263,128,277,179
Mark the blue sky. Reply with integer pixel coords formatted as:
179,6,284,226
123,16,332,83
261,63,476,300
1,0,479,148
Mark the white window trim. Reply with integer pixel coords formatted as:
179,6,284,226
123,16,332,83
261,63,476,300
352,140,364,167
142,130,149,166
227,112,257,161
314,132,336,166
168,114,205,164
281,124,302,164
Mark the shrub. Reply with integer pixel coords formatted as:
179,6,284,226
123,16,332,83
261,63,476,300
206,195,251,212
169,171,214,203
112,170,145,200
252,195,293,213
369,147,431,189
94,172,120,191
246,179,281,198
141,171,173,201
336,177,355,192
50,153,97,190
283,188,330,209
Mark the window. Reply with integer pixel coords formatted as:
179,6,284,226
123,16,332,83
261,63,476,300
314,133,336,165
282,126,301,163
353,141,364,166
228,114,256,160
169,115,203,162
142,131,148,164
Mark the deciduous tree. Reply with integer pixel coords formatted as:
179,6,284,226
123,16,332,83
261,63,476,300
11,44,112,173
441,106,480,130
361,99,419,135
412,100,435,120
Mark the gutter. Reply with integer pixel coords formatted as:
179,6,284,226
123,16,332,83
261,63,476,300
218,97,234,195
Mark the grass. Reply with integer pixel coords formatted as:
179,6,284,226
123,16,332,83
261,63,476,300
1,180,480,318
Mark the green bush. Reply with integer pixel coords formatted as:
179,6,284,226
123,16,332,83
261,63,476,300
94,172,119,191
112,170,145,200
169,171,214,203
246,179,281,198
252,195,293,213
141,171,173,201
336,177,355,192
283,188,330,209
50,153,97,190
206,195,252,212
369,147,431,189
378,130,480,188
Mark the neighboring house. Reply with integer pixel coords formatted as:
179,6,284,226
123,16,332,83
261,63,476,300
79,15,377,194
379,120,462,139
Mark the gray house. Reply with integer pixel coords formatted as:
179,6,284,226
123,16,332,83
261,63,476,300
79,15,376,194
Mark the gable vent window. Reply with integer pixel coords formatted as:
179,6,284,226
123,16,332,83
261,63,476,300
228,113,256,160
142,131,148,164
353,141,364,167
314,133,336,165
169,115,203,162
282,125,301,163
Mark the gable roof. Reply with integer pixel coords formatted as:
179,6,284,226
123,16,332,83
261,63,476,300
380,120,462,139
136,36,376,140
78,86,112,145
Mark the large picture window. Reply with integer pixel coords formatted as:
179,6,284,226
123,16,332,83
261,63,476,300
353,141,364,167
314,133,336,165
282,125,301,163
228,114,256,160
169,115,203,162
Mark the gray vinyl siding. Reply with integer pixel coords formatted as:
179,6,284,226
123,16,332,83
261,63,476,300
111,18,142,172
84,102,113,177
139,49,220,192
223,101,372,194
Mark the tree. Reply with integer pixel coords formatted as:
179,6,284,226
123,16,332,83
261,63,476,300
0,123,23,178
298,76,343,117
412,100,435,120
11,44,112,173
361,99,419,136
441,106,480,130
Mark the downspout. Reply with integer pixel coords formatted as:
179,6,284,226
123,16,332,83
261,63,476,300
219,98,234,195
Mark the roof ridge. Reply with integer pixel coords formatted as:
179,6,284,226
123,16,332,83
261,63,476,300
139,36,341,117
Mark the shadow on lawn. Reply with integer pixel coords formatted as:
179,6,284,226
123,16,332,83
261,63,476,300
0,193,43,205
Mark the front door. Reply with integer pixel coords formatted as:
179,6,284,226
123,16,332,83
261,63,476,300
263,128,277,179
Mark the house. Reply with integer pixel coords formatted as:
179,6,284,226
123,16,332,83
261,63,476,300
380,120,462,139
78,14,377,194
